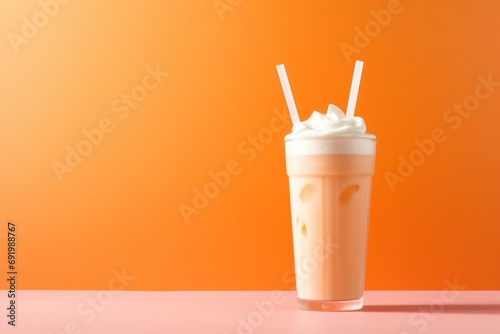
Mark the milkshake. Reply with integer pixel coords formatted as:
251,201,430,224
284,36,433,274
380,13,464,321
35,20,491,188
285,104,376,311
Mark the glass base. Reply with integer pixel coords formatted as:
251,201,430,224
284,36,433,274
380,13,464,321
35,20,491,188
297,296,364,311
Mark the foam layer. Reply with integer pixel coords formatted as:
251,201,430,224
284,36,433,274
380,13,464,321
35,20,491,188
285,136,376,156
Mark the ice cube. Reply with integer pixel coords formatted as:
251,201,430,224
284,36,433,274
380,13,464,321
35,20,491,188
299,184,315,203
339,184,360,204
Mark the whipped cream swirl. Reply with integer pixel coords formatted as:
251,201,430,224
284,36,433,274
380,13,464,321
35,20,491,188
285,104,372,139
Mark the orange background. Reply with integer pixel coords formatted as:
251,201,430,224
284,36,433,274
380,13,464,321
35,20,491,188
0,0,499,291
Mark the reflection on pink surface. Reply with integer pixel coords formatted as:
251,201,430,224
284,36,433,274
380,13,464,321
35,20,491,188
0,290,499,334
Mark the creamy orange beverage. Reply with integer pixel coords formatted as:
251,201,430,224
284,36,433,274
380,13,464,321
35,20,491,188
285,104,376,311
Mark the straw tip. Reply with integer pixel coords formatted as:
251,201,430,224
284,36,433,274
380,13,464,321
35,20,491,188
345,60,365,118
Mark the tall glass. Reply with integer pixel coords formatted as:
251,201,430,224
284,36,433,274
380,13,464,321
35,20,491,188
285,135,376,311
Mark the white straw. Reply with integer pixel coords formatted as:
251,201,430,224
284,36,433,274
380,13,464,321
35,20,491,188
276,64,300,125
346,60,364,118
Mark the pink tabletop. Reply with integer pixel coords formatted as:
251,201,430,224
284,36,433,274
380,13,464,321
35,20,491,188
1,290,499,334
